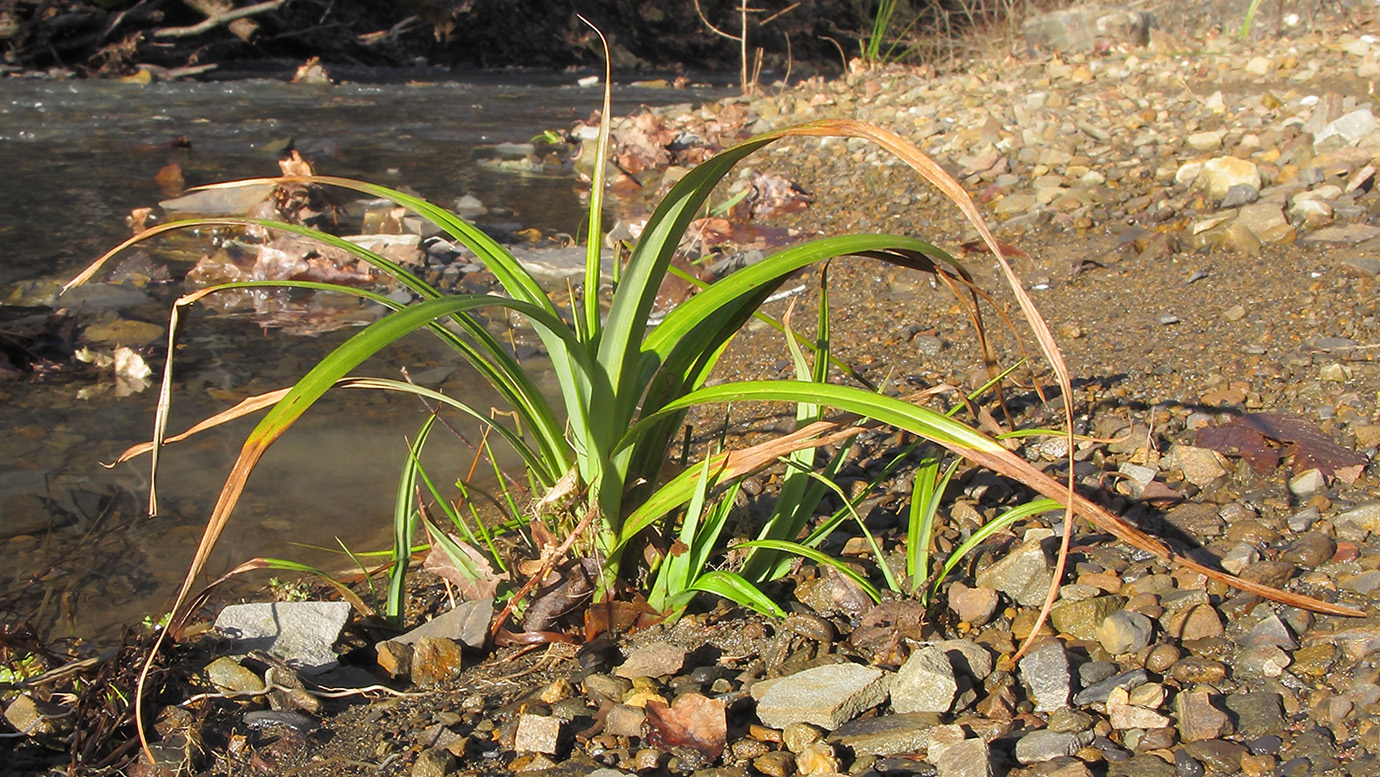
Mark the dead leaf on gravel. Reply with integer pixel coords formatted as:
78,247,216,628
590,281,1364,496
422,534,505,600
1196,412,1368,483
644,692,726,761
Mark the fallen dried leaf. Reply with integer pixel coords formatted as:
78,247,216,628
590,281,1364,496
1196,413,1368,483
644,692,726,760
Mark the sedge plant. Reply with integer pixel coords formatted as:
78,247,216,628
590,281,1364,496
70,34,1362,762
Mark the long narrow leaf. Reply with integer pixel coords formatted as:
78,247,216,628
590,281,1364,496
388,414,438,622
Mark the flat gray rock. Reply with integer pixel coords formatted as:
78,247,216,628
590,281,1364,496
827,712,940,756
215,601,351,674
381,598,492,651
755,664,890,730
1014,729,1095,764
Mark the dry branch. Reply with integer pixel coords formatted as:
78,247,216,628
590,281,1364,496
157,0,285,40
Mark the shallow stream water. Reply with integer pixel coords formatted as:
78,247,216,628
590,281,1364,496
0,71,728,647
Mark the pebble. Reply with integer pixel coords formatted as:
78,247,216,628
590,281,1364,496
1097,610,1155,655
1015,729,1095,764
1019,639,1071,712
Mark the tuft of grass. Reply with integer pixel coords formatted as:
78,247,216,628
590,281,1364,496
69,30,1362,762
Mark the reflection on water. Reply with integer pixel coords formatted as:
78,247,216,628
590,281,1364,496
0,73,724,647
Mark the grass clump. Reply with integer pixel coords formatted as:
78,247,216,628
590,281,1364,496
70,38,1361,762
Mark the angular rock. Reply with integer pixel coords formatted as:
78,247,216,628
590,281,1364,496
976,539,1054,607
411,636,465,686
1335,503,1380,533
214,601,351,674
891,645,958,714
934,639,994,681
412,747,455,777
514,713,561,754
205,656,265,694
755,664,890,729
933,736,994,777
827,712,940,756
1224,692,1284,739
1314,109,1378,150
1176,690,1231,742
948,582,1000,626
1019,639,1071,712
1021,6,1151,53
1106,686,1171,729
384,598,492,651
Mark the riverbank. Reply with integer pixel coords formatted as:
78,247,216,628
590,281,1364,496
6,5,1380,777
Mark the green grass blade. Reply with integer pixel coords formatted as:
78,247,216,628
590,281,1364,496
736,539,882,603
687,570,785,618
387,414,437,623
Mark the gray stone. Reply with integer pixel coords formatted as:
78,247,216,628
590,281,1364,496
383,598,492,652
1301,223,1380,245
615,641,687,679
514,713,561,754
1014,729,1095,764
1314,109,1378,150
1242,613,1297,649
1072,668,1148,705
975,539,1054,607
1225,692,1284,739
755,664,890,729
1235,202,1293,243
933,736,994,777
214,601,352,674
1096,610,1154,655
1021,6,1151,53
1219,183,1259,208
1235,644,1291,678
827,712,940,756
1340,256,1380,278
1279,533,1335,570
891,646,957,714
1019,639,1071,712
160,184,275,216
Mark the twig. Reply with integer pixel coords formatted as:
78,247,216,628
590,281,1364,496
154,0,285,39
